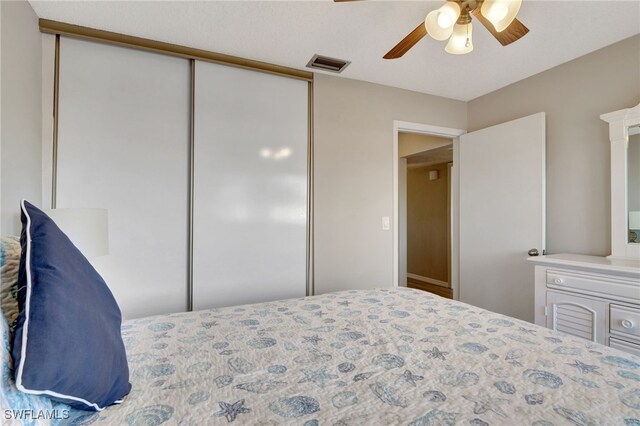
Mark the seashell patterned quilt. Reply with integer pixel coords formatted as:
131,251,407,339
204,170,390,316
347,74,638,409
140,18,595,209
57,288,640,425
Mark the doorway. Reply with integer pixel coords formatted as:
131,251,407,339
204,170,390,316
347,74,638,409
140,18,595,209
393,115,545,321
392,121,465,300
402,141,453,298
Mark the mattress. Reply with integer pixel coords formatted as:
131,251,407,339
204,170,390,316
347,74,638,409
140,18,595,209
62,288,640,425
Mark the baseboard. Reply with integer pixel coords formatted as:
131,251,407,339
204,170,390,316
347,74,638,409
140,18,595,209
406,273,449,288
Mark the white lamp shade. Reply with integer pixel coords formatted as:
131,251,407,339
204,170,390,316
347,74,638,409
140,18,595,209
44,208,109,259
630,211,640,229
425,2,461,41
481,0,522,32
445,23,474,55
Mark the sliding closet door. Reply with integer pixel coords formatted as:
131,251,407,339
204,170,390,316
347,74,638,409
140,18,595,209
193,61,308,309
56,37,190,319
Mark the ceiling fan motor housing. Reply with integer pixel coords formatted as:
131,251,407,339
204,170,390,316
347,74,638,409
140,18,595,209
454,0,481,24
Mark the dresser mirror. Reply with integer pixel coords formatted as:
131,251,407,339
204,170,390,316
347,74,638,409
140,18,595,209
601,104,640,260
628,125,640,244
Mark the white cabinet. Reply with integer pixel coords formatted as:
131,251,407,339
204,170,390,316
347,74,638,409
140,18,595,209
546,290,606,344
530,254,640,355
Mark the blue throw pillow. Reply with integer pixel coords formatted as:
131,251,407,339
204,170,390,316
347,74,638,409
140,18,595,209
11,200,131,411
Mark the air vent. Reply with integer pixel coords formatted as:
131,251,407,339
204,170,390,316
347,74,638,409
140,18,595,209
306,54,351,73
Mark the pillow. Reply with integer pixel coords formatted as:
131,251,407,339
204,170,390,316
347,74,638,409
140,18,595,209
1,310,56,425
11,200,131,411
1,236,21,332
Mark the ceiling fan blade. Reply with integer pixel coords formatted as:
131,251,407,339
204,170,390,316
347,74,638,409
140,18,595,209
383,22,428,59
472,8,529,46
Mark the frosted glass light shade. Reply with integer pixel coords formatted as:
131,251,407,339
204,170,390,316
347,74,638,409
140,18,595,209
445,23,473,55
45,208,109,259
481,0,522,32
425,2,461,41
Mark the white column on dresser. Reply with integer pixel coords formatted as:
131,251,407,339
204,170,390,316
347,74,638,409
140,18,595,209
56,37,191,319
601,103,640,261
192,61,308,309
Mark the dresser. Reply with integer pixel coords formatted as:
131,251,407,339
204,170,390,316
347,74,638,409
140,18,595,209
528,254,640,355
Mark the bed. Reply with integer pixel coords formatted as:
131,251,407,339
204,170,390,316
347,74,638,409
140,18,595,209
52,287,640,425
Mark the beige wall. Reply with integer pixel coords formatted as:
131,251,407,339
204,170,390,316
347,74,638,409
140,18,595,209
407,163,449,283
468,35,640,256
1,0,42,235
315,35,640,294
313,74,466,294
399,133,451,157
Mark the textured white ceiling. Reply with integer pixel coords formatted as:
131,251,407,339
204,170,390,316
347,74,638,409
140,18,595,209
29,0,640,101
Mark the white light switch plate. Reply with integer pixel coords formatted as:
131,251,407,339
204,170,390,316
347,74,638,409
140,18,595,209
382,216,390,231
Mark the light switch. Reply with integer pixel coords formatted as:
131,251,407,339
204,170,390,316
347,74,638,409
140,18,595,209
382,216,390,231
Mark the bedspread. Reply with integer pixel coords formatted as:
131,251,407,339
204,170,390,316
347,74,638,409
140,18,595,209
61,288,640,425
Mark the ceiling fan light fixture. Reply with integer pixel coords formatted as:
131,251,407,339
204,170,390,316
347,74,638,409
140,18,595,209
445,22,473,55
481,0,522,32
425,1,461,41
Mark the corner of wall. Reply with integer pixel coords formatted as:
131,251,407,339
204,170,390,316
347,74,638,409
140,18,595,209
1,0,43,235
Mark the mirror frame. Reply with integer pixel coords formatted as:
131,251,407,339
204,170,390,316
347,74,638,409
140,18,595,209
601,103,640,260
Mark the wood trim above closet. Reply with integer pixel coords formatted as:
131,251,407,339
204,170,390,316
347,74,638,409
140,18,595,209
39,19,313,82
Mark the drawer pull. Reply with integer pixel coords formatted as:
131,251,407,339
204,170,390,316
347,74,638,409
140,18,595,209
621,319,635,329
553,278,564,285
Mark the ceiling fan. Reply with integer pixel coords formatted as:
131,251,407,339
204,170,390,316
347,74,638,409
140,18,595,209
335,0,529,57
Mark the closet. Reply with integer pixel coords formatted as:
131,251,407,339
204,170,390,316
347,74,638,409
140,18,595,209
54,36,311,318
193,62,308,310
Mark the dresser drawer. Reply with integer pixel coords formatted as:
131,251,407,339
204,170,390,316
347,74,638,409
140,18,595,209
546,269,640,303
609,337,640,356
610,304,640,342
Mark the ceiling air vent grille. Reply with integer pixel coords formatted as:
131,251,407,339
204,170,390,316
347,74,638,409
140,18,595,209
306,54,351,73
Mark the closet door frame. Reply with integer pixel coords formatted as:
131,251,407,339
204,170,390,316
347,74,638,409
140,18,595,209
41,24,314,313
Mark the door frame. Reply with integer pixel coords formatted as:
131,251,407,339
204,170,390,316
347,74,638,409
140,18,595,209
393,121,466,299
